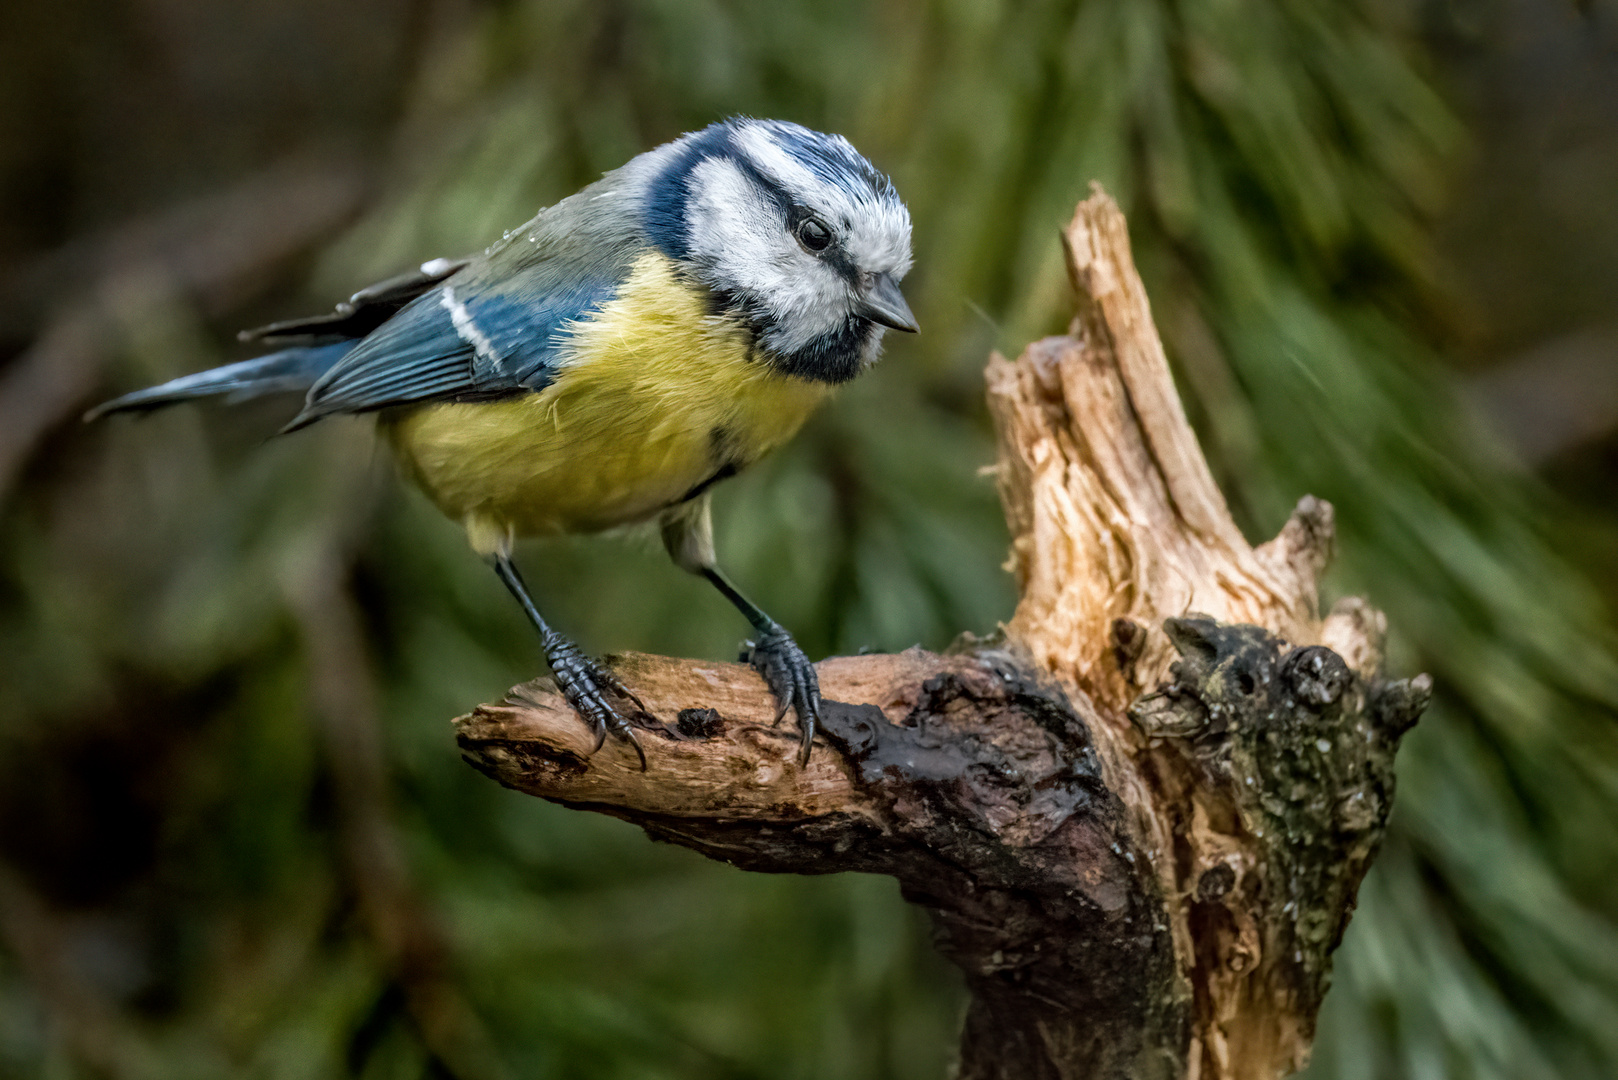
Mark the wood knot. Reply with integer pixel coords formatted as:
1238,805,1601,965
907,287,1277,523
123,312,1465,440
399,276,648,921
1280,646,1350,709
676,708,725,738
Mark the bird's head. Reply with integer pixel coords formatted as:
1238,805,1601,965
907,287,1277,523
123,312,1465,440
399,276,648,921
643,118,915,384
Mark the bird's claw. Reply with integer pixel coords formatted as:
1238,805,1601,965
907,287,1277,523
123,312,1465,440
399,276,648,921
744,626,821,766
546,644,649,770
594,665,651,718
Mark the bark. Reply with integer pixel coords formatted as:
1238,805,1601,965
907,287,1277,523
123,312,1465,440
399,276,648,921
453,186,1429,1080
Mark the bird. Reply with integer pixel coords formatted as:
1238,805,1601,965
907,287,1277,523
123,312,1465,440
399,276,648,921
86,117,917,768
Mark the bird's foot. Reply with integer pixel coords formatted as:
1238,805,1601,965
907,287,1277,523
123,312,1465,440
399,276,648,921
545,640,650,770
742,626,821,766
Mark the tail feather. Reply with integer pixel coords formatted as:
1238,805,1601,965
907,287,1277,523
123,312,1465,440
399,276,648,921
84,343,353,422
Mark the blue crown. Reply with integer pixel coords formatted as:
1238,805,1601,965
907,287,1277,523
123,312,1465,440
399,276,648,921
643,118,898,261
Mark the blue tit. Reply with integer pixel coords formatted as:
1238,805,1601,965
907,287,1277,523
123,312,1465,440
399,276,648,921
87,117,917,767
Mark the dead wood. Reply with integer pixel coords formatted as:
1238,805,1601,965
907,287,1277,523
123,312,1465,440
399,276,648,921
453,185,1428,1080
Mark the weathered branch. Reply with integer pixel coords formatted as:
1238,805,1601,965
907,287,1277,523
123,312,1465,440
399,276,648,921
454,186,1429,1079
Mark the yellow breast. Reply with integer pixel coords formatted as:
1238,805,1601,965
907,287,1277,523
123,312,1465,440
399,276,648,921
383,250,833,554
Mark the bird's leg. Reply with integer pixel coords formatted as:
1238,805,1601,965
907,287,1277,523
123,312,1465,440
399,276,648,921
701,567,821,766
659,494,822,765
489,553,648,769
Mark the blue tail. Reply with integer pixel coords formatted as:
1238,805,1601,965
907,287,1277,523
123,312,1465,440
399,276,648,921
84,342,353,422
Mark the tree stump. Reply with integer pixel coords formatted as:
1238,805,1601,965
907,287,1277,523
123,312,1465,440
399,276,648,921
453,186,1429,1080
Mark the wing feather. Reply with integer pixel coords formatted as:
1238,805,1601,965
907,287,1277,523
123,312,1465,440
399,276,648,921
279,173,647,430
241,258,472,345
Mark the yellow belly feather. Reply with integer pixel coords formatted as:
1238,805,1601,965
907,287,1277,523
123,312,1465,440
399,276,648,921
383,251,832,554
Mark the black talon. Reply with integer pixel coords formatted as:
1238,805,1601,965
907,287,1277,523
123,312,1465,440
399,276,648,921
491,552,649,768
622,727,648,771
745,625,822,767
549,644,648,766
596,665,652,718
700,567,821,766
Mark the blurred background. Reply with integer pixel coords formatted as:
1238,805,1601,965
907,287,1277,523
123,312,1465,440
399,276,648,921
1,0,1616,1076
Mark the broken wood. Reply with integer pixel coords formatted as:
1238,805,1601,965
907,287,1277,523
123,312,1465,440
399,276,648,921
454,185,1428,1080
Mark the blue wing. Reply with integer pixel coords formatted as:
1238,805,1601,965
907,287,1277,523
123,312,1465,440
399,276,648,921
88,174,648,432
282,271,617,431
280,177,649,431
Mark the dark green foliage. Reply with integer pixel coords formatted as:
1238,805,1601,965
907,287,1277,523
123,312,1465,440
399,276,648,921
2,1,1616,1077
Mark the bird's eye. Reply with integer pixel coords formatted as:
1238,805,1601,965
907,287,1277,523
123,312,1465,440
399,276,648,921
796,217,832,253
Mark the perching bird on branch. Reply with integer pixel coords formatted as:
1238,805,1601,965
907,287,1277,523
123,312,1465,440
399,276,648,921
86,118,917,767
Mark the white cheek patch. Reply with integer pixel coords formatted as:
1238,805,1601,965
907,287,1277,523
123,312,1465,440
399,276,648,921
685,158,847,354
678,124,916,360
756,261,849,355
685,158,783,292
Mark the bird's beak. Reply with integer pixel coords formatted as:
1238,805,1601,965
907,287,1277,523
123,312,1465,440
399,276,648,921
858,272,919,333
